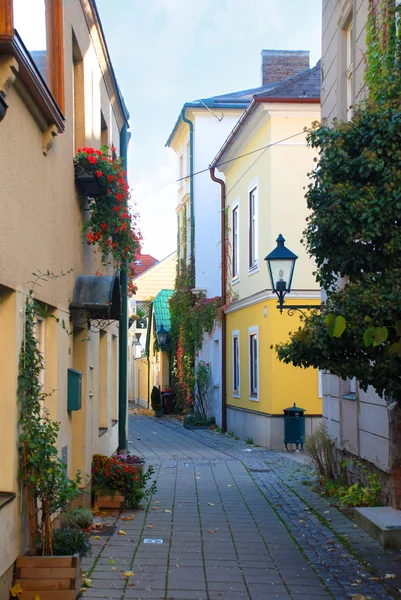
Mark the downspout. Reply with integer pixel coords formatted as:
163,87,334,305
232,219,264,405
180,108,195,281
118,122,129,452
210,167,227,433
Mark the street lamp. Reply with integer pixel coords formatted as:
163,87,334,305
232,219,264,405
157,325,168,350
265,234,320,315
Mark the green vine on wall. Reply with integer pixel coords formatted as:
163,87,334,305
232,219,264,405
19,272,81,555
276,0,401,402
170,209,222,411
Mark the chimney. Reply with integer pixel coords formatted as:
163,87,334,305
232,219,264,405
261,50,310,86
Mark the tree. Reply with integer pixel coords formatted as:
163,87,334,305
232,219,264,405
277,0,401,402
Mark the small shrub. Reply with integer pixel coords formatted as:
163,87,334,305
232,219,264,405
151,386,162,410
51,528,91,558
304,423,337,482
64,507,93,530
336,473,381,508
246,437,254,445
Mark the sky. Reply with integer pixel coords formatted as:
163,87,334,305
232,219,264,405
95,0,322,261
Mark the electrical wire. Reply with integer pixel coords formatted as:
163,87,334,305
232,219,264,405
174,129,306,185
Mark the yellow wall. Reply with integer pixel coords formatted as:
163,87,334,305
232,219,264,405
133,252,177,302
226,298,321,416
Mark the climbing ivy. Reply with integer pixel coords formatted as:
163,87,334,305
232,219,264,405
276,0,401,402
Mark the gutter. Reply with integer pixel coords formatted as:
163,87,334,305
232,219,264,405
181,107,195,274
209,167,227,433
118,122,129,452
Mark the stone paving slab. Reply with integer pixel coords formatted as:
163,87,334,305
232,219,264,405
79,413,401,599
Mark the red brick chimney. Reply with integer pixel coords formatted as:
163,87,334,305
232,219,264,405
261,50,310,85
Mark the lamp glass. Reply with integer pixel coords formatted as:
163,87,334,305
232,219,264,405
268,257,296,294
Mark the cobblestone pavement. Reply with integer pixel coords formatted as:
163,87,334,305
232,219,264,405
80,413,401,600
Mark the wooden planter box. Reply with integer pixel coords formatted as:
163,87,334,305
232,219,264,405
15,554,81,600
94,492,125,509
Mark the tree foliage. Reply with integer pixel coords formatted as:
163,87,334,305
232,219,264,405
277,0,401,401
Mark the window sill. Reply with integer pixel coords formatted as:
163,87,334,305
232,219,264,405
248,265,259,276
249,396,259,402
0,492,16,510
233,392,240,399
0,32,65,133
232,276,240,285
111,419,118,427
98,427,108,437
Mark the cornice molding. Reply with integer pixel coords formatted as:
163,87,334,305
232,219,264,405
225,289,321,313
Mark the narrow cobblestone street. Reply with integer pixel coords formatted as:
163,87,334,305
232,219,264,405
80,413,401,600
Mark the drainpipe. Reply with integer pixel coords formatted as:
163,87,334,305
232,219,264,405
118,123,129,452
209,167,227,433
181,108,195,281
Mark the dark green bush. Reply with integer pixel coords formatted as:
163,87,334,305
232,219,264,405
51,528,91,558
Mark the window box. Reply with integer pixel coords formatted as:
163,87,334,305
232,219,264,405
74,164,107,198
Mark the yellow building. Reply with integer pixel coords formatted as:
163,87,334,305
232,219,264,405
0,0,129,593
211,62,322,448
128,252,176,407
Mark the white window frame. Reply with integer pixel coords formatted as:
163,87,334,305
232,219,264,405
344,15,353,121
232,330,240,397
248,326,259,400
248,184,258,272
231,200,240,281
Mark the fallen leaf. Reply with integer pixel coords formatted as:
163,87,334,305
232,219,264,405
304,507,311,511
153,507,159,511
154,501,160,505
327,540,335,545
112,567,116,570
351,596,367,600
79,589,87,593
208,502,215,506
10,584,23,598
93,535,101,540
208,529,216,534
109,558,115,565
147,524,154,529
123,571,134,577
81,578,93,588
34,596,42,600
118,530,127,535
227,484,235,487
299,519,305,524
368,577,380,582
195,476,200,479
122,515,135,521
163,509,172,513
175,564,179,568
385,573,396,579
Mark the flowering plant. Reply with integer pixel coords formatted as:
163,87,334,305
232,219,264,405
92,453,155,509
74,146,142,266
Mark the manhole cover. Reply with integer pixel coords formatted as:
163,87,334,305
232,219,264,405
144,538,164,544
94,526,117,537
249,467,270,473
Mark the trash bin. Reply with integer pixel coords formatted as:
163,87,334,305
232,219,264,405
283,403,306,451
161,392,176,415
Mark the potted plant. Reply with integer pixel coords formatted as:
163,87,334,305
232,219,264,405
64,507,94,534
73,146,142,266
92,453,155,509
151,386,163,417
12,292,83,600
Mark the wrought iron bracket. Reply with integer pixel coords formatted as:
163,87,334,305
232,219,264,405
277,304,322,318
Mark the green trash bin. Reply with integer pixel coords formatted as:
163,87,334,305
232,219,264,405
283,403,305,451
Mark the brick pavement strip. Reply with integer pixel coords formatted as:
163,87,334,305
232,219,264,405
78,413,401,599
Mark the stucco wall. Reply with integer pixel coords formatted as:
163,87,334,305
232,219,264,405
321,0,391,476
0,0,127,581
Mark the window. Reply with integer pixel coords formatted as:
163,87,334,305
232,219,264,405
248,327,258,399
232,203,239,279
249,187,257,269
232,331,240,396
0,0,65,127
343,15,353,121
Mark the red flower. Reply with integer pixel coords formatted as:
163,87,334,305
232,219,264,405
101,223,107,231
96,170,103,178
95,150,103,156
116,193,123,202
88,156,97,165
110,145,116,152
107,175,114,182
112,206,120,212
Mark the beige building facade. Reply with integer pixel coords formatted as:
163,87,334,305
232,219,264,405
321,0,398,502
0,0,129,594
